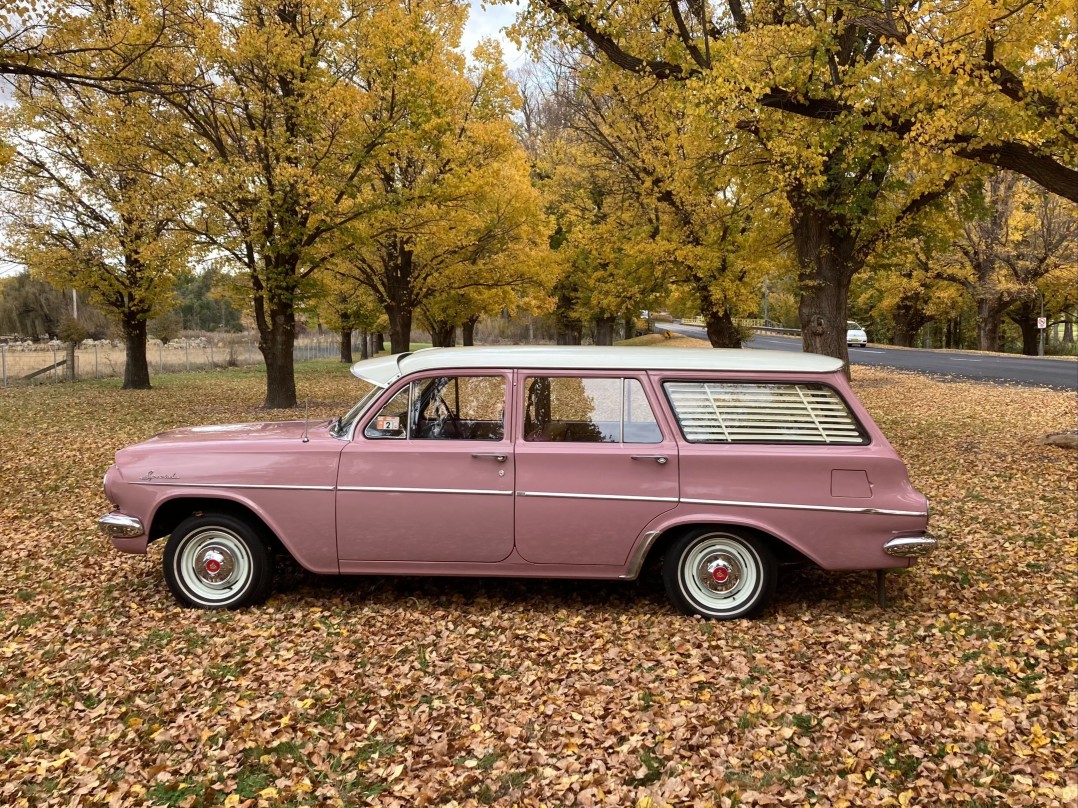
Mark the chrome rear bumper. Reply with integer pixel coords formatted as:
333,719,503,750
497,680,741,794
883,535,938,558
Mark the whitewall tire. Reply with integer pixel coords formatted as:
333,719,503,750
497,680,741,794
163,513,273,609
662,529,776,619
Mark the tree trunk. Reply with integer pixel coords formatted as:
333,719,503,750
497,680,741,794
892,324,915,348
462,316,479,346
790,205,856,369
121,314,151,390
593,316,616,345
704,309,742,348
358,329,369,360
386,304,412,353
257,303,297,409
429,322,456,347
1008,300,1040,355
339,329,353,363
375,332,385,353
555,322,582,344
1019,320,1039,356
944,318,960,349
623,314,636,340
65,341,76,381
1064,316,1074,345
553,287,582,345
976,297,1006,352
691,257,741,348
892,297,930,347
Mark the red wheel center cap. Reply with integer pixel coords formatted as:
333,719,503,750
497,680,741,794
712,567,729,583
206,559,221,574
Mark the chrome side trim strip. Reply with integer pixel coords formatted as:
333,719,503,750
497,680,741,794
339,486,513,496
680,497,926,517
130,481,335,491
621,530,661,580
516,491,679,503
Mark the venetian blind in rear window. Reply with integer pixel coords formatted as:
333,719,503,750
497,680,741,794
663,382,867,444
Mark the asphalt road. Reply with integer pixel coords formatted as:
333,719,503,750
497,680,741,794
657,321,1078,391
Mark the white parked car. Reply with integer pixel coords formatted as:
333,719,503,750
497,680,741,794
847,321,868,348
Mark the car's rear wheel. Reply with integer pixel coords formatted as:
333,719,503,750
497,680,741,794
163,513,273,609
662,528,776,619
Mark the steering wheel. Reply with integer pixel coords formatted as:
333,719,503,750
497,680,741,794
433,397,461,438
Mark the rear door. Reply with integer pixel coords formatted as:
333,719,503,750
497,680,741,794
513,373,679,566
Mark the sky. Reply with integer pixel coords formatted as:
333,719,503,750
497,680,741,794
461,1,528,70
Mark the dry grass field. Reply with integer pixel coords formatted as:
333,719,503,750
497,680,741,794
0,337,342,384
0,358,1074,806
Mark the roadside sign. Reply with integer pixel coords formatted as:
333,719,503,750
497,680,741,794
1037,317,1047,329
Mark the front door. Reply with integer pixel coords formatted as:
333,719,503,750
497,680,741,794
336,373,514,563
514,373,680,566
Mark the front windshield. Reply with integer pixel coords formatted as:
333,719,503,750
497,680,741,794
332,382,381,437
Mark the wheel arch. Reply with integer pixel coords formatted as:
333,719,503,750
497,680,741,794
148,496,297,563
628,518,814,579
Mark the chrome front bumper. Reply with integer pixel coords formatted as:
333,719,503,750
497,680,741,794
98,512,145,538
883,535,938,558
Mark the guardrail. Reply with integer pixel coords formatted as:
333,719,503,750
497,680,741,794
753,325,801,336
677,318,801,336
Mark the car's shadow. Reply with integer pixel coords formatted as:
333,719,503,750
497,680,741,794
272,554,913,620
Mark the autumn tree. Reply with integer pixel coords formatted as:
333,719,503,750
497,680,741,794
0,0,190,91
942,172,1078,353
852,221,966,347
149,0,411,406
528,53,774,347
315,269,383,363
510,5,974,364
514,0,1077,201
339,33,550,354
1,64,193,388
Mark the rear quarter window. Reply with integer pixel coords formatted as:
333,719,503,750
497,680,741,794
663,381,867,445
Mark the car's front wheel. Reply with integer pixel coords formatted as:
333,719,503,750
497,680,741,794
662,528,776,619
163,513,274,609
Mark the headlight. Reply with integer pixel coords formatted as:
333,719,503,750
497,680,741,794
103,465,116,505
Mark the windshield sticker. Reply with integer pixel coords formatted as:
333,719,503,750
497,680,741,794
375,415,400,431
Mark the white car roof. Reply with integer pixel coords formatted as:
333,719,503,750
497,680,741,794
351,345,844,387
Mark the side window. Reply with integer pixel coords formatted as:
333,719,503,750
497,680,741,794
364,386,410,439
623,379,662,443
413,375,505,441
663,381,867,444
524,377,662,443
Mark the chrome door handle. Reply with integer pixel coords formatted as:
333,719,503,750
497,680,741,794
472,453,507,462
631,455,668,465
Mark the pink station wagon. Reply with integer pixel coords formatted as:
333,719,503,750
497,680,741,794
99,346,936,619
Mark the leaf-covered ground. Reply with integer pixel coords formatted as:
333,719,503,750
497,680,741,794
1,360,1075,807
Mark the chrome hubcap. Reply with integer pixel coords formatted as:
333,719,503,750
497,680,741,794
194,546,235,585
679,533,762,615
176,527,252,604
699,552,742,594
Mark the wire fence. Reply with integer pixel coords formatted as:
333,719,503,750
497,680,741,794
0,334,349,387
